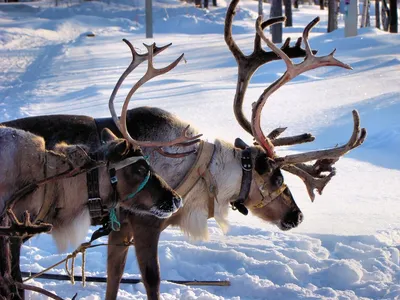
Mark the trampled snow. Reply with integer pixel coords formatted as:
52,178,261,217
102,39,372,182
0,0,399,299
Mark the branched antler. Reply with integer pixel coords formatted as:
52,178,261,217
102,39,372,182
267,127,316,146
224,0,317,136
275,110,366,165
0,210,52,238
0,213,72,300
247,16,366,200
282,164,335,201
109,40,202,157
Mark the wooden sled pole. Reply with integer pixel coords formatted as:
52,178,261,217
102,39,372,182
21,272,230,286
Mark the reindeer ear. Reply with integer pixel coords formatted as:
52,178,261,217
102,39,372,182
101,128,119,143
234,138,250,149
255,154,276,175
105,140,130,162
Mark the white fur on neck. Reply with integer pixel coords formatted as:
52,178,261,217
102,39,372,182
52,209,91,251
177,140,242,240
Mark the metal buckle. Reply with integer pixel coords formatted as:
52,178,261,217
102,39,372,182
241,148,252,171
87,197,103,216
110,176,118,185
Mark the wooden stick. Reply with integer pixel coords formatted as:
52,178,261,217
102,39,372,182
21,272,230,286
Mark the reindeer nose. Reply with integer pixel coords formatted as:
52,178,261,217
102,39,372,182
281,210,304,230
173,195,183,210
297,212,304,224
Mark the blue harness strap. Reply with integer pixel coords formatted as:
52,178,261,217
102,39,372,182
125,171,151,200
108,156,151,231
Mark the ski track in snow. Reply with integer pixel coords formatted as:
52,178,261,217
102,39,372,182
1,0,400,299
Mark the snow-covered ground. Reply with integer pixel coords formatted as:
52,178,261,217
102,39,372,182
1,0,400,299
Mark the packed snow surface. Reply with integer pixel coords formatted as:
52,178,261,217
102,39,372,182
0,0,399,299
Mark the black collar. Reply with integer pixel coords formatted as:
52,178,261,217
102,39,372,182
230,138,253,215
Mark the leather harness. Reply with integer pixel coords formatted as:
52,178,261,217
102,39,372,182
85,140,217,223
175,141,217,218
86,154,105,225
230,138,289,216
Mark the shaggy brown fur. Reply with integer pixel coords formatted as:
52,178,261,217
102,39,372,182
0,122,182,300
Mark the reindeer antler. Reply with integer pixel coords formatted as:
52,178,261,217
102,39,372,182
0,210,52,238
251,16,352,157
109,40,202,157
108,39,171,128
224,0,317,137
250,16,366,200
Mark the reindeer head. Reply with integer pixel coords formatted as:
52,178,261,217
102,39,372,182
96,128,181,218
226,0,366,230
106,41,202,218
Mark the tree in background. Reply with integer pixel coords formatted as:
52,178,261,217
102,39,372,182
375,0,381,28
381,0,390,30
389,0,398,32
284,0,293,26
361,0,371,27
270,0,283,42
327,0,338,32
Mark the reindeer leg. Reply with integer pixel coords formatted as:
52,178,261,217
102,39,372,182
105,218,133,300
0,216,15,299
0,216,7,277
131,215,163,300
10,238,24,300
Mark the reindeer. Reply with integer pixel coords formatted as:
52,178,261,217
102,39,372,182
0,123,182,299
0,43,203,299
3,2,366,300
0,123,185,250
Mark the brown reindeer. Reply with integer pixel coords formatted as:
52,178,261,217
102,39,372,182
0,123,181,299
0,42,202,299
3,4,366,300
0,123,183,250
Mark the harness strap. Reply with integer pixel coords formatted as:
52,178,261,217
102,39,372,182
230,145,288,214
175,141,216,218
87,152,105,226
230,147,252,216
252,174,288,209
125,171,150,200
175,141,215,197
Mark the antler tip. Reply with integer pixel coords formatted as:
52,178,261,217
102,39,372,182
351,110,360,123
256,15,263,25
142,43,153,50
359,128,367,144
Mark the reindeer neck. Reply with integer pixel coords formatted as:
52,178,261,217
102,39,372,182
98,166,118,209
209,139,243,205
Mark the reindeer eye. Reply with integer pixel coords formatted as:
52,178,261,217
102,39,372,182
132,161,149,177
275,176,283,187
270,169,284,187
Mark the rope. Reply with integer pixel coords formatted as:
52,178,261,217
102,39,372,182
23,242,131,286
109,208,121,231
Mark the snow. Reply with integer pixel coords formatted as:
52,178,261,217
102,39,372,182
1,0,400,299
